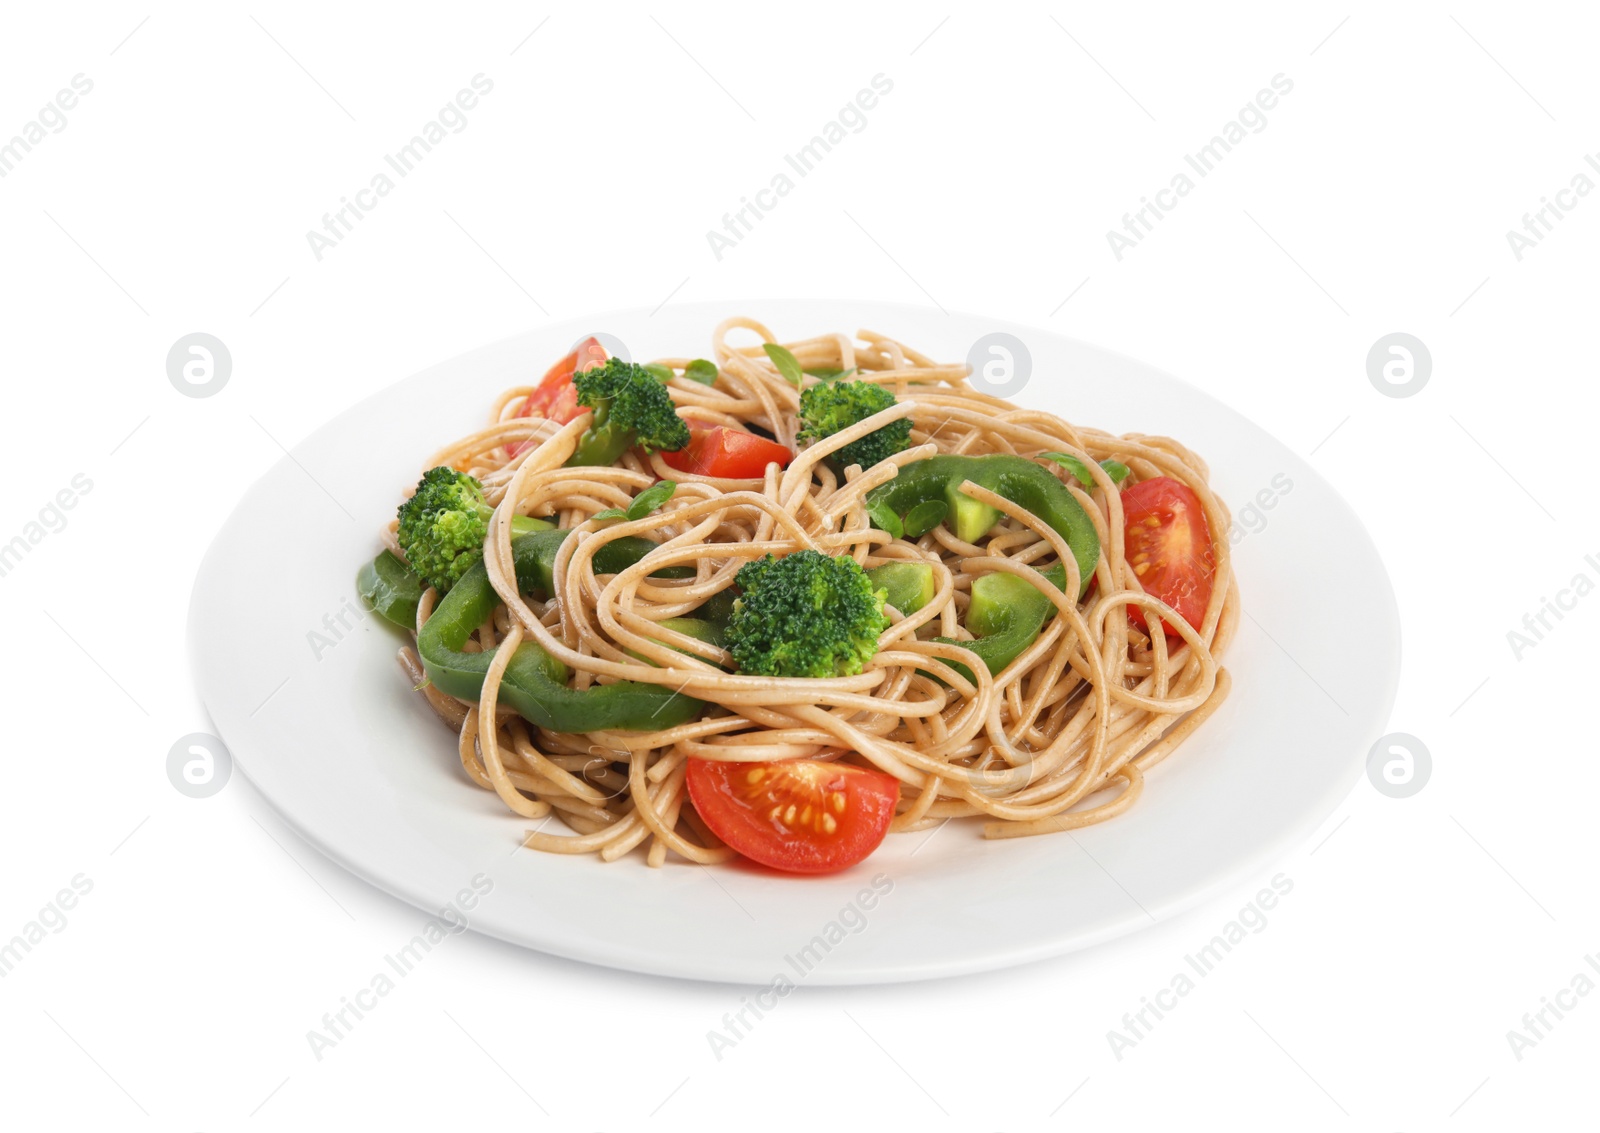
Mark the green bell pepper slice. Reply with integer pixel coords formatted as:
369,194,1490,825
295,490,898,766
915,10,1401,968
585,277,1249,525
416,530,703,732
865,454,1100,597
358,550,425,631
358,516,555,631
934,564,1067,683
866,561,936,615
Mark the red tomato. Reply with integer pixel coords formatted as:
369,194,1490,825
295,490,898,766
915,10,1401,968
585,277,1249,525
520,349,580,423
1121,476,1215,638
573,336,608,373
511,337,606,455
686,758,899,874
662,425,793,478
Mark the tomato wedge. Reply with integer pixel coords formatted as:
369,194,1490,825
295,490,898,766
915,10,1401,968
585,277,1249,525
1121,476,1215,638
573,335,608,374
520,348,582,424
510,336,607,456
686,758,899,874
662,424,793,478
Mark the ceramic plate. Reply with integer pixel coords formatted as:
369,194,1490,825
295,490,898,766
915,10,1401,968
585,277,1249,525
189,300,1398,984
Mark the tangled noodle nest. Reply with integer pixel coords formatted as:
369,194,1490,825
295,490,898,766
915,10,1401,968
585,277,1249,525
387,317,1237,866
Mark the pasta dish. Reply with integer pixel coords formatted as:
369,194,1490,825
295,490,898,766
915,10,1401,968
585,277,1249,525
356,317,1236,873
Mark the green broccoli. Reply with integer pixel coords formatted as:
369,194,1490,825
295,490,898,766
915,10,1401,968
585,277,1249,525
726,550,890,678
797,379,912,471
569,358,691,466
396,467,550,593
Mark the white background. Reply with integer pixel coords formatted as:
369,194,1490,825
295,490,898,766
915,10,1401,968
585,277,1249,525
1,2,1594,1129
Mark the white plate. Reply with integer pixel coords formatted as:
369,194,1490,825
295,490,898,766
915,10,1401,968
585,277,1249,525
189,300,1399,985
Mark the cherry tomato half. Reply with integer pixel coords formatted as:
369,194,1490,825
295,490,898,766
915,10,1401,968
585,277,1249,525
662,425,793,479
686,758,899,874
510,336,607,455
1121,475,1215,638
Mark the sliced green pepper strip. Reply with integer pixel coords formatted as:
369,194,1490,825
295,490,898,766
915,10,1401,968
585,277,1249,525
360,515,555,630
865,454,1100,597
510,528,694,594
417,531,702,732
657,617,724,649
688,586,739,629
626,617,725,666
358,550,425,630
866,562,936,615
934,564,1066,683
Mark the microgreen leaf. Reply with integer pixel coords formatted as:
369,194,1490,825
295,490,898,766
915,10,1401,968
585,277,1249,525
867,500,904,540
628,479,677,520
763,343,804,386
1041,452,1094,487
685,359,719,385
1041,453,1132,488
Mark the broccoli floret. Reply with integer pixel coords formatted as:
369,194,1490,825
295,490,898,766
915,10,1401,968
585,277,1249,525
396,468,549,592
726,550,890,678
797,379,912,471
570,358,691,466
396,468,493,593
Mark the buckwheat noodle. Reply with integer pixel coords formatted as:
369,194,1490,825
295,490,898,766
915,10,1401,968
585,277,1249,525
387,317,1237,866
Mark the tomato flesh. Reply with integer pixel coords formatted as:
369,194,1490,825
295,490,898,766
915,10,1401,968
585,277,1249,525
519,349,581,424
573,335,608,374
511,336,605,455
662,425,793,478
686,758,899,874
1121,476,1214,638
